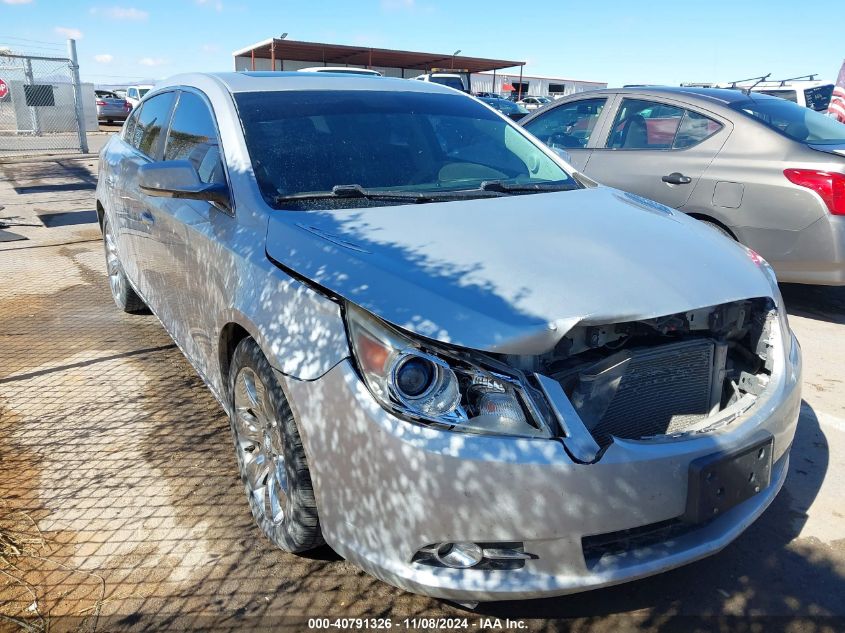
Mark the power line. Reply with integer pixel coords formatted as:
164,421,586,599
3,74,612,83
0,43,67,54
0,35,65,47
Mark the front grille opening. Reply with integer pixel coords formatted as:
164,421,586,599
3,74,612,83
538,298,777,447
582,518,695,567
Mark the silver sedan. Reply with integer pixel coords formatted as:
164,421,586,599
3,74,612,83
95,72,801,602
520,87,845,285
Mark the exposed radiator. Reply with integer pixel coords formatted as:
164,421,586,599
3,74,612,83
569,338,717,448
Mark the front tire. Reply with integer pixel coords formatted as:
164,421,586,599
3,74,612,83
228,337,323,552
102,216,147,313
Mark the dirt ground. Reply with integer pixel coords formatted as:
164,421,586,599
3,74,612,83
0,150,843,632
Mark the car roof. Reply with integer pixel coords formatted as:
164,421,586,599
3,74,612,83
562,86,795,110
157,71,460,95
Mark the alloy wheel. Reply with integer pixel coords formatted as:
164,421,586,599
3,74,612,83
233,367,288,525
104,227,125,299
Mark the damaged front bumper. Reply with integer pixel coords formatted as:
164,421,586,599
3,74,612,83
278,332,801,602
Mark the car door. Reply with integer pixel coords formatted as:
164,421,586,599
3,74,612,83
118,91,177,302
584,96,728,208
521,96,613,172
155,88,233,380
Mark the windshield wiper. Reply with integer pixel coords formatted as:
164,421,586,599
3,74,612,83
478,180,579,194
274,184,504,205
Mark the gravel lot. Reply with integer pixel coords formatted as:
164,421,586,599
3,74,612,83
0,149,843,632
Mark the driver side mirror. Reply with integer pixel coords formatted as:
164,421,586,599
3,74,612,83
139,160,230,209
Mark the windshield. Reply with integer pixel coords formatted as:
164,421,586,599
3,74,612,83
730,95,845,145
430,76,465,91
235,90,575,207
139,88,150,97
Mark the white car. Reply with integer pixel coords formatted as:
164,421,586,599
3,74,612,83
718,78,834,112
518,95,553,110
298,66,382,76
125,84,153,110
413,72,466,92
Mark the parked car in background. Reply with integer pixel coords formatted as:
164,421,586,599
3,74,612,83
728,79,834,113
96,72,800,602
521,86,845,285
113,88,127,100
125,84,153,109
94,90,130,124
519,95,552,110
413,72,466,92
684,78,835,113
298,66,382,76
478,96,529,121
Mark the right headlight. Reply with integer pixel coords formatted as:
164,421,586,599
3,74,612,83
345,303,552,438
744,246,792,355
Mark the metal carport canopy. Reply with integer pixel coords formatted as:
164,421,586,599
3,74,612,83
233,38,525,73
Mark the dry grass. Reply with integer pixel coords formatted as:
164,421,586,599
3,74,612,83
0,500,106,633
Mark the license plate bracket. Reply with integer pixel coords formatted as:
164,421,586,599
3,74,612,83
684,434,774,524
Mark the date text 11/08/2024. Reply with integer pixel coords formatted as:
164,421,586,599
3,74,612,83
307,618,528,629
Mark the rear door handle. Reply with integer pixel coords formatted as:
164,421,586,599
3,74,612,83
662,172,692,185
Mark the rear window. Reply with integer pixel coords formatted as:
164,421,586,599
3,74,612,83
430,76,465,91
755,89,797,102
730,95,845,145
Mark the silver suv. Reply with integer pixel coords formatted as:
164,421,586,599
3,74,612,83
521,87,845,285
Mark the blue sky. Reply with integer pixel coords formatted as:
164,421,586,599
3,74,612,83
1,0,843,87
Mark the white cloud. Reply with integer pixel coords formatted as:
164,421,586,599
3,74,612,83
3,0,34,4
139,57,167,67
200,43,219,53
94,53,113,63
381,0,414,9
54,26,83,39
92,6,149,20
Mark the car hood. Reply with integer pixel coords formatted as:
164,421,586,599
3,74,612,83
265,187,773,355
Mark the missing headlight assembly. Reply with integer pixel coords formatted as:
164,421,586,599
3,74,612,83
537,297,779,449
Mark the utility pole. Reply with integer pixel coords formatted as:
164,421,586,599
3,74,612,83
22,57,41,135
67,38,89,153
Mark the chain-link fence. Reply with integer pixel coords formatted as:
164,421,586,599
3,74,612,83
0,50,91,156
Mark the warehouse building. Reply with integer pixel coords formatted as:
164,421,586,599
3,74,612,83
232,38,605,98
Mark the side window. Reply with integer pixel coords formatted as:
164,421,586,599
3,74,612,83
607,99,684,149
134,92,176,158
673,110,723,149
164,91,225,185
128,88,138,99
522,98,606,149
123,105,142,144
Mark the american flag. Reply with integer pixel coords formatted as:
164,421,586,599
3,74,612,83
829,59,845,123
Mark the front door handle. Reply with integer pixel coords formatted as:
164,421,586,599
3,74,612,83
662,172,692,185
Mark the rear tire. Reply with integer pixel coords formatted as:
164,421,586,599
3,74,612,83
228,337,324,553
102,216,147,314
